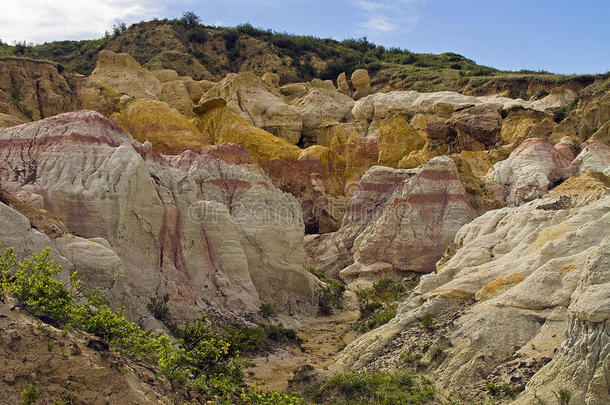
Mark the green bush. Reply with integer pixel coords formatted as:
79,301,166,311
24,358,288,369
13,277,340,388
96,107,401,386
311,370,435,404
147,297,169,322
420,312,434,330
485,381,499,397
21,382,39,405
187,27,208,43
259,303,275,319
180,11,200,26
316,279,345,315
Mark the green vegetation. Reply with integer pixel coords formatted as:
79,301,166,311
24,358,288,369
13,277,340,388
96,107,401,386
21,382,39,405
306,370,435,404
355,277,409,331
0,247,298,403
317,279,346,315
147,297,169,322
420,311,435,330
258,302,276,319
554,388,572,405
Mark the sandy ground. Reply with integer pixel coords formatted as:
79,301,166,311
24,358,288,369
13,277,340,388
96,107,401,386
245,310,360,391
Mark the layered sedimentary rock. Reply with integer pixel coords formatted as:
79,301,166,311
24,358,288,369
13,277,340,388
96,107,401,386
292,80,356,147
306,157,474,280
0,110,317,322
484,138,572,205
333,185,610,405
199,72,302,144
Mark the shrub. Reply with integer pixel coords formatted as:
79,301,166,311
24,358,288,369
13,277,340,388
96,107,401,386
420,311,434,330
180,11,200,26
554,388,571,405
311,370,435,404
308,267,326,280
316,279,345,315
1,247,76,322
187,27,208,43
21,382,39,405
147,297,169,322
485,381,499,397
112,22,127,37
259,303,275,319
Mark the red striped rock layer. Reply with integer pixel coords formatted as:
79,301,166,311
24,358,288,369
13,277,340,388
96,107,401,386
306,156,475,277
0,110,316,322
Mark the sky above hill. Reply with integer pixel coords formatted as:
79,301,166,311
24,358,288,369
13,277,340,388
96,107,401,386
1,0,608,74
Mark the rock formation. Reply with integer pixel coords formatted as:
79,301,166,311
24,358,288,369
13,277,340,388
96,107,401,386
333,185,609,405
199,72,302,144
351,69,371,100
0,110,317,322
0,57,80,122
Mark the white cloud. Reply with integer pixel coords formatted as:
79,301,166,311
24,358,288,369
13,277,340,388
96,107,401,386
353,0,425,37
362,16,397,32
0,0,161,44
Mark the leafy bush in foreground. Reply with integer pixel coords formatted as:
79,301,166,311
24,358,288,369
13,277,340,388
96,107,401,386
310,370,435,404
0,247,298,404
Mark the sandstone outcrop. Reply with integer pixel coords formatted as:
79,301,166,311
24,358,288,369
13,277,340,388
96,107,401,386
292,80,355,146
484,138,572,205
563,141,610,177
351,69,371,100
353,91,550,124
307,157,474,280
144,50,214,81
87,50,162,100
550,91,610,142
199,72,302,144
112,98,209,154
337,72,349,95
261,72,280,88
158,79,195,116
0,110,317,322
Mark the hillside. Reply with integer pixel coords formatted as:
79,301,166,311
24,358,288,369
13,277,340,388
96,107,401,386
0,14,609,405
0,18,605,98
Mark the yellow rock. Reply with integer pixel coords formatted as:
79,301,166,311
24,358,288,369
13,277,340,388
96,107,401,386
475,273,524,301
500,109,548,144
329,129,379,195
112,98,209,155
193,99,301,164
547,171,610,206
301,145,346,195
89,50,161,100
398,145,442,169
588,121,610,145
450,150,507,213
376,116,426,168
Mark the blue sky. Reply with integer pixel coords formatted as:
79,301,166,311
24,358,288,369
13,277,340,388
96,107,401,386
1,0,608,74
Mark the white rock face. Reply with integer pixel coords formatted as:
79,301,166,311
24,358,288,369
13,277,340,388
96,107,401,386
292,80,356,146
199,72,303,144
352,90,552,122
0,110,316,321
484,138,572,205
332,190,610,405
564,141,610,177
